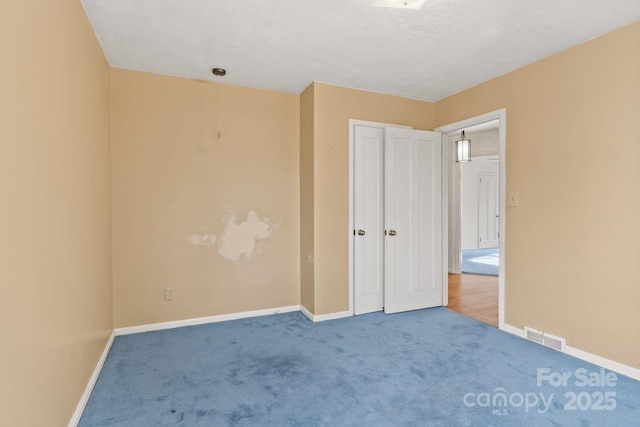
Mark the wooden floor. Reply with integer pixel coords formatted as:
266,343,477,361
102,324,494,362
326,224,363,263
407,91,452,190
448,273,498,327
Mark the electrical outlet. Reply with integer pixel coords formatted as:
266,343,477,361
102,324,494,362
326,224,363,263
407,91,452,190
164,288,173,301
508,191,519,207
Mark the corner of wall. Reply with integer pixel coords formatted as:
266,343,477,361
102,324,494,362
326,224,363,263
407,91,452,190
299,83,315,313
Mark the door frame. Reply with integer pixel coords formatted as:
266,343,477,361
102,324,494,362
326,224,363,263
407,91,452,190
435,109,506,329
348,119,411,316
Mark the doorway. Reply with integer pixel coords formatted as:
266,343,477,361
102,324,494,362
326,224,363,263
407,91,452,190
435,110,506,328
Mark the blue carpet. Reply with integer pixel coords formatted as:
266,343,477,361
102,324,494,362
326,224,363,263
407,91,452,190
462,247,499,276
80,308,640,426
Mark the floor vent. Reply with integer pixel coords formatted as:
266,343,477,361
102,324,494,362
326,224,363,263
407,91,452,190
524,327,566,352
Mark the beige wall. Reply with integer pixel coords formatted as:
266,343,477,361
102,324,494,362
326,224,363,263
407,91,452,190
436,21,640,368
310,83,434,314
0,0,113,425
300,84,315,312
111,69,300,327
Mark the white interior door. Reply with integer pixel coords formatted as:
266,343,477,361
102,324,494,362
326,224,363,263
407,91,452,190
478,172,499,248
384,128,443,314
353,126,384,314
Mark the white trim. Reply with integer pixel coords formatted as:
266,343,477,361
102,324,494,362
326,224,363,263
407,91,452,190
565,346,640,382
498,110,507,326
441,136,451,302
348,119,412,317
114,305,301,336
435,110,506,135
301,307,353,322
68,331,115,427
501,323,640,381
435,109,507,328
300,305,315,321
312,310,352,322
447,141,462,276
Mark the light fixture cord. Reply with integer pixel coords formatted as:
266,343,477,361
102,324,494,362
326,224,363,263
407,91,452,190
217,83,222,140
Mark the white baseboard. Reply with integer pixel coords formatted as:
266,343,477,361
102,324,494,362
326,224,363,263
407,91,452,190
300,305,314,321
301,305,352,322
68,331,115,427
565,345,640,382
501,323,640,381
115,305,301,336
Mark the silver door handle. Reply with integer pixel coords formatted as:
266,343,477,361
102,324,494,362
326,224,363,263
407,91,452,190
357,229,365,236
388,229,396,236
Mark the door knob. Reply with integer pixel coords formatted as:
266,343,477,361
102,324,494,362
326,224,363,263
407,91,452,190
357,229,365,236
388,230,396,236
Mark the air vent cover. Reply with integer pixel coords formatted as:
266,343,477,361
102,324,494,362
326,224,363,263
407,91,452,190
525,327,566,352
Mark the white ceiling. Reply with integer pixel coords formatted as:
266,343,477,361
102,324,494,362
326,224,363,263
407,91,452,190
82,0,640,102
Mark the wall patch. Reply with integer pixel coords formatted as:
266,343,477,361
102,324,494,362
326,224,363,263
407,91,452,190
217,210,273,262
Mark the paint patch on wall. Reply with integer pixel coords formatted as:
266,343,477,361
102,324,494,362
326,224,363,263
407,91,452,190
186,233,217,247
218,210,273,261
187,209,275,262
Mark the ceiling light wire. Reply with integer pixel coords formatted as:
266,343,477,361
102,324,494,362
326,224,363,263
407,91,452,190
217,82,222,140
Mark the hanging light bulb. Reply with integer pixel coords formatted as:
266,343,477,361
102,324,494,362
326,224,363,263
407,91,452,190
455,130,471,163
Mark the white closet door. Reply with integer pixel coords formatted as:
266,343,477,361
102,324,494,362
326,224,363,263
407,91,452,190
353,126,385,314
384,128,443,314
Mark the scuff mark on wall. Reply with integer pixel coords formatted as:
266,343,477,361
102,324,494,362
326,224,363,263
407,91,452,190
217,210,273,261
186,209,276,262
186,233,218,247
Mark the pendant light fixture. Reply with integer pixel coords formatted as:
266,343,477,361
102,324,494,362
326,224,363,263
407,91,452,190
455,130,471,163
